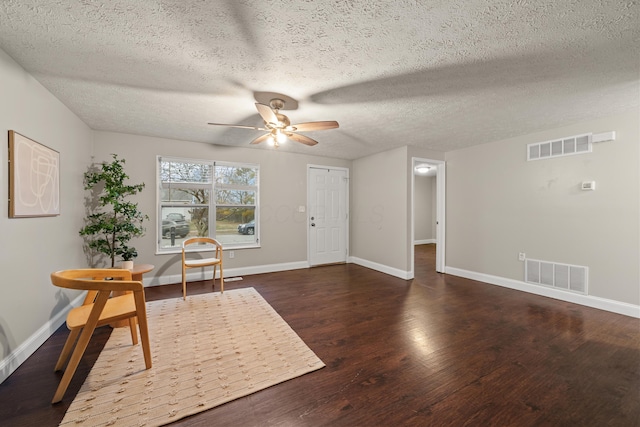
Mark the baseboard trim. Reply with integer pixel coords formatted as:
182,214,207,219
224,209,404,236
0,293,85,384
349,256,412,280
10,261,632,386
145,261,310,287
445,266,640,318
414,239,436,245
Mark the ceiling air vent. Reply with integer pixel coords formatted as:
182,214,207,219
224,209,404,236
527,133,592,161
525,258,588,295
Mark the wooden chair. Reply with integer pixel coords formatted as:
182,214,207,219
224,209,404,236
182,237,224,300
50,269,152,403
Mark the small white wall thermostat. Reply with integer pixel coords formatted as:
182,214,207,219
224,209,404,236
581,181,596,191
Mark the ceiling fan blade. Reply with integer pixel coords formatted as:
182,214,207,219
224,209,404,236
292,121,339,132
208,122,267,131
288,133,318,146
255,103,278,125
250,133,272,145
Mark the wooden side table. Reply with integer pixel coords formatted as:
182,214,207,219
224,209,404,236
110,263,154,328
130,263,154,282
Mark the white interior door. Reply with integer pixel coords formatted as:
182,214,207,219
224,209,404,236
308,166,348,266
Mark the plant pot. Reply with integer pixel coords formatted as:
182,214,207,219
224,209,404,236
120,260,134,270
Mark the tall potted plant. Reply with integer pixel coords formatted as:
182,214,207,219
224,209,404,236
80,154,148,268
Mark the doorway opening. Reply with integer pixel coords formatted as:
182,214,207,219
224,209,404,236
411,157,445,276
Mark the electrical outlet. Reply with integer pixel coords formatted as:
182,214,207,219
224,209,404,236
229,251,235,259
518,252,526,261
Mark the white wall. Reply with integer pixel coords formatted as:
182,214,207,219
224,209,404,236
445,110,640,309
414,174,435,242
0,49,93,382
350,146,408,275
351,146,445,278
92,131,351,283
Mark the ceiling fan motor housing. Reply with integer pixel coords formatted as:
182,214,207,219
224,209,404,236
274,113,290,128
269,98,285,110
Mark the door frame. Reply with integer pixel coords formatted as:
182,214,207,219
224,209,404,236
307,164,350,266
410,157,446,274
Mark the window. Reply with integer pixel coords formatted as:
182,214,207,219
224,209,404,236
158,157,259,252
214,163,258,246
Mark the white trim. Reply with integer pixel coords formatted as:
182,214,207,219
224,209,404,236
445,266,640,318
144,261,310,287
147,258,413,286
414,239,436,245
435,163,446,273
349,256,412,280
0,293,85,384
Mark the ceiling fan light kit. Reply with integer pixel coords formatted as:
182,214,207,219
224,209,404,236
209,98,339,148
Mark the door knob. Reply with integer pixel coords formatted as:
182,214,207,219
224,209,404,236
311,223,316,227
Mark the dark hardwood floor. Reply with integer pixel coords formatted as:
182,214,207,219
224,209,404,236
1,244,639,426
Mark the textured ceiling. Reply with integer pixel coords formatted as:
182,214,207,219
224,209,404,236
1,0,638,159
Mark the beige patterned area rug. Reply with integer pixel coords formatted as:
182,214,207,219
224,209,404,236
60,287,325,427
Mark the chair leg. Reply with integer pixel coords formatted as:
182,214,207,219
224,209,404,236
52,320,99,403
52,293,109,404
220,263,224,293
182,263,187,300
212,266,217,291
54,328,80,372
133,292,152,370
128,317,138,345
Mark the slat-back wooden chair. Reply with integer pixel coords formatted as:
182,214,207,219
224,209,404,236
182,237,224,300
50,268,152,403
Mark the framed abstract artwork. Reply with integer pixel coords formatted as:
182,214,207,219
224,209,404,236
8,130,60,217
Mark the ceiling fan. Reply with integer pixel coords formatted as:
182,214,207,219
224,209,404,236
208,98,339,147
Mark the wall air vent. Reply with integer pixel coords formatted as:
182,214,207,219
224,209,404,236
527,133,592,161
525,258,588,295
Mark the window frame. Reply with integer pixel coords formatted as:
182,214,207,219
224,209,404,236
156,156,260,254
